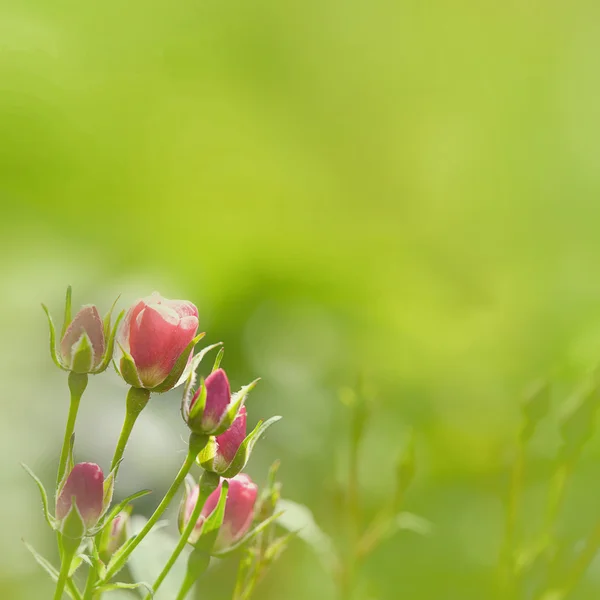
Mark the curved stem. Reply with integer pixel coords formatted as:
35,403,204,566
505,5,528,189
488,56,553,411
57,373,88,486
110,387,151,472
145,471,220,599
102,434,207,582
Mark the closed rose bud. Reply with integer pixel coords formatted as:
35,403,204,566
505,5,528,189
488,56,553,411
206,407,246,473
197,368,231,431
182,473,258,550
60,305,105,373
116,292,199,389
99,510,130,562
56,463,105,529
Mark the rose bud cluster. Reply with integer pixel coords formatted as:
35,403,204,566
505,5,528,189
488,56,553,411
180,473,258,551
115,292,202,392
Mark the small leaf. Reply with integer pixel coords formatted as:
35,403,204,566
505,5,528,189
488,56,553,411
213,511,284,557
276,499,339,574
62,285,73,339
41,304,66,370
220,416,282,478
96,581,154,596
21,463,55,528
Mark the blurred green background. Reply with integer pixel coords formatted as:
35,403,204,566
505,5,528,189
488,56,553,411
4,0,600,598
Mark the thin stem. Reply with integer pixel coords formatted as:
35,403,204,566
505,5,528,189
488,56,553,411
54,545,76,600
57,373,88,486
82,541,99,600
101,434,207,583
110,387,151,472
145,471,219,599
66,579,83,600
175,572,196,600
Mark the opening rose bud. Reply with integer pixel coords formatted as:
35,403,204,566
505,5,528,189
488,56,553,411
60,305,105,373
116,292,199,389
182,473,257,550
56,462,105,529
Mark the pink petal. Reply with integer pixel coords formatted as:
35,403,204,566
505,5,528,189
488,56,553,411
56,463,105,528
215,407,247,467
202,369,231,429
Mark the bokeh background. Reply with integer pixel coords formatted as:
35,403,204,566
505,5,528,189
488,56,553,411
3,1,600,599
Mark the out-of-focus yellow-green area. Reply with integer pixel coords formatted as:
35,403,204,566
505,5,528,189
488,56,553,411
3,1,600,599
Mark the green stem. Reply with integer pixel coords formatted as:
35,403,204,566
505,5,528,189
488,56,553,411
101,434,207,583
110,387,151,472
175,572,196,600
145,471,220,599
54,545,76,600
57,373,88,487
82,541,100,600
544,456,573,541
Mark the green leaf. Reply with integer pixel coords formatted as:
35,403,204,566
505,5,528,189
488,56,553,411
21,463,55,528
23,540,59,582
61,285,73,339
188,378,207,423
150,333,208,393
41,303,66,370
212,511,284,557
220,416,282,478
276,499,339,574
97,489,152,534
96,581,153,596
210,378,261,436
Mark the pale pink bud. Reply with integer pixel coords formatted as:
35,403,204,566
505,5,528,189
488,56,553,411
188,368,231,432
100,510,130,560
56,463,104,528
60,305,105,371
213,407,247,471
116,292,199,388
183,473,258,550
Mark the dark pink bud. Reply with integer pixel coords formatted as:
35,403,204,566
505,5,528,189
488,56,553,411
183,473,257,549
56,463,105,528
60,305,105,370
195,369,231,431
117,292,199,388
213,407,247,471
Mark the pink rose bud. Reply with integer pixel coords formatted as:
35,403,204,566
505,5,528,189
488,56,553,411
60,305,105,373
182,473,258,550
99,510,130,561
186,368,231,433
56,463,105,529
116,292,199,389
212,407,247,472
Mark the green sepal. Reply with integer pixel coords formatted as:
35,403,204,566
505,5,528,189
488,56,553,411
220,416,282,478
212,347,225,372
95,308,124,374
188,378,207,423
263,530,298,563
178,475,197,534
21,463,56,529
118,343,143,388
41,304,67,371
68,553,87,577
92,489,151,536
95,581,154,596
193,480,229,553
61,500,86,541
186,547,211,585
197,436,218,471
61,285,73,340
101,462,119,518
23,540,60,582
102,294,121,345
212,511,284,558
71,333,94,374
150,332,206,393
210,379,261,436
